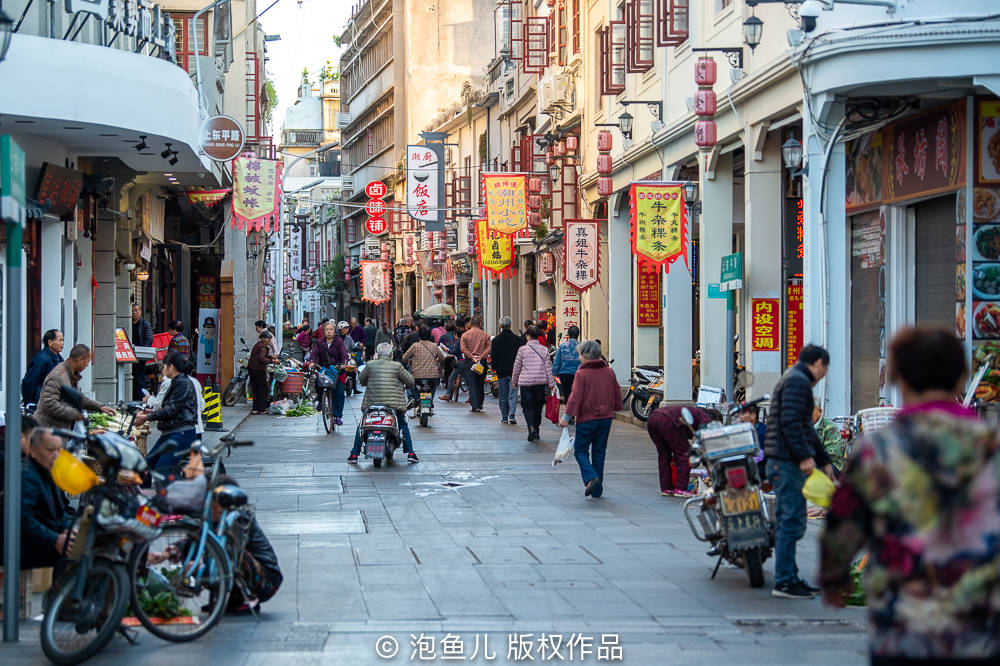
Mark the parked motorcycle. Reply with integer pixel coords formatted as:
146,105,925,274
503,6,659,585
484,368,500,399
624,366,663,421
222,338,252,406
359,405,402,467
680,396,774,588
414,378,436,427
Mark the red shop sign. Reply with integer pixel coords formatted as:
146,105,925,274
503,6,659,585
365,199,386,216
786,282,804,368
365,180,387,199
637,268,661,327
365,217,388,235
751,299,780,352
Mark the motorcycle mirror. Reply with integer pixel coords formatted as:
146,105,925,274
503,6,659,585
680,407,695,426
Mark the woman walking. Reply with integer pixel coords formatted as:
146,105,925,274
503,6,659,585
134,352,199,473
248,330,276,414
559,341,622,497
512,326,556,441
821,327,1000,663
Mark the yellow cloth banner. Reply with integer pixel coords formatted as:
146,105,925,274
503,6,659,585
476,219,515,278
629,183,688,271
233,157,281,231
483,174,527,236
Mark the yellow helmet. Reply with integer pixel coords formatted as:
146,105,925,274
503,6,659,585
51,450,99,495
802,469,836,508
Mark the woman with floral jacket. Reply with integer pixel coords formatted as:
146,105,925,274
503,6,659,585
820,327,1000,664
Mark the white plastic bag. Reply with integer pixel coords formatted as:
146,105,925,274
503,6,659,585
553,426,575,466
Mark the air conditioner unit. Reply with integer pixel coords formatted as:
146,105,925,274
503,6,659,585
552,73,573,110
540,79,555,114
341,175,354,196
337,112,352,129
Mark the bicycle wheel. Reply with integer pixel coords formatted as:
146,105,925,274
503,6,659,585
41,560,129,665
127,525,233,642
322,391,335,433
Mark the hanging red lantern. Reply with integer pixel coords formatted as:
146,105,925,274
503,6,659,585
694,120,718,147
528,194,542,210
528,176,542,193
565,135,578,153
694,57,717,86
597,130,613,152
597,176,614,197
528,212,541,227
541,252,555,274
694,88,717,117
597,153,613,175
554,140,566,157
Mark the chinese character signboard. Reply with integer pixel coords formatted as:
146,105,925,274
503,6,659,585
483,174,528,236
751,299,780,352
200,115,246,162
360,260,392,304
114,328,137,363
720,252,743,291
289,221,303,282
475,219,515,278
563,219,600,292
406,144,444,231
786,282,803,368
885,102,965,203
637,269,661,326
629,182,688,273
559,290,581,337
233,156,282,232
186,189,230,207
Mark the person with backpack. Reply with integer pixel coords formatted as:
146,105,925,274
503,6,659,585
551,325,581,404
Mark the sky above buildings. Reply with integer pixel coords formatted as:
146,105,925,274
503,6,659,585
260,0,353,138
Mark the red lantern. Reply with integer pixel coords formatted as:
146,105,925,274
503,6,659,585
694,88,717,117
565,135,578,153
695,57,717,86
554,140,566,157
528,195,542,210
694,120,718,147
546,155,555,167
528,212,541,227
541,252,555,274
597,130,613,152
528,177,542,193
597,153,613,175
597,177,614,197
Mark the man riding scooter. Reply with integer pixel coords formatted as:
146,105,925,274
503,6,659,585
348,342,420,464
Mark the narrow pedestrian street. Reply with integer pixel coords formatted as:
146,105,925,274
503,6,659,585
8,395,865,665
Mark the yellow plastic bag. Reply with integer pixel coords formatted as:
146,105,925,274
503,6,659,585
802,469,835,508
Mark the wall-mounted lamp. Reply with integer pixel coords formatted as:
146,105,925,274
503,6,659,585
124,262,137,272
682,181,701,217
617,111,633,141
136,268,150,281
781,137,807,176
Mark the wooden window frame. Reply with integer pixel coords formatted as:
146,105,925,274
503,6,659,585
522,15,550,75
657,0,689,47
571,0,580,54
173,13,209,73
627,0,655,73
600,23,626,96
557,1,568,66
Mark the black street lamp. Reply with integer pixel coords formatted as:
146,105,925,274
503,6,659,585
682,181,701,217
743,15,764,51
618,111,634,141
0,10,13,63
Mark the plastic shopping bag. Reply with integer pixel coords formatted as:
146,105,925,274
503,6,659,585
553,426,575,466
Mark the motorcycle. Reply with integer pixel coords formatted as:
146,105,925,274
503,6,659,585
680,395,775,588
359,405,402,467
624,366,663,422
414,378,436,427
221,338,252,406
341,362,359,397
485,368,499,399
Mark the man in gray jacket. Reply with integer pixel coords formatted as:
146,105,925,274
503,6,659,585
348,343,418,464
35,344,115,430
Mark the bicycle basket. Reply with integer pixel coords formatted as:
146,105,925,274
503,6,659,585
856,407,899,435
699,422,758,460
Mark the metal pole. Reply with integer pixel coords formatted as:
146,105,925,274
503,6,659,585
726,291,735,403
3,221,23,642
192,0,231,118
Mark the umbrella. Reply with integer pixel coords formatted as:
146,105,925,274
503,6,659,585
421,303,456,318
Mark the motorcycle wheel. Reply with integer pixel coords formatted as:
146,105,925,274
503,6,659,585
420,414,428,427
630,396,657,422
347,377,357,396
221,379,242,407
373,457,382,468
41,560,129,665
744,547,765,588
490,382,499,399
322,392,335,434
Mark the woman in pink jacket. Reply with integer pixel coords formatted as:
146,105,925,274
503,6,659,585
512,325,556,442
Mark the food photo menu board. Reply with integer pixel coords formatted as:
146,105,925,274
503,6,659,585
962,182,1000,401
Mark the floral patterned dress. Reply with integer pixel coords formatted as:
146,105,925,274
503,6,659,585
820,403,1000,660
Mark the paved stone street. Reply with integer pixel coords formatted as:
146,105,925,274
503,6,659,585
3,393,868,665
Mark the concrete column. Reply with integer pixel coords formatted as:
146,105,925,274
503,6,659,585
92,222,117,403
608,197,632,385
699,152,734,391
744,134,784,398
62,239,75,349
662,242,693,401
115,228,133,402
40,219,62,332
77,237,94,394
634,258,659,366
803,105,848,415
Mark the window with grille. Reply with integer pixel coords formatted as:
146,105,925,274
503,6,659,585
657,0,689,47
572,0,580,54
627,0,655,72
599,22,626,96
173,13,209,74
523,16,549,75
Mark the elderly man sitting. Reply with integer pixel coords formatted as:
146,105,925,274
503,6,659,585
348,342,418,464
21,428,74,572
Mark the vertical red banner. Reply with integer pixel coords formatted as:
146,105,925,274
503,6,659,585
751,298,780,352
637,269,661,326
786,283,803,367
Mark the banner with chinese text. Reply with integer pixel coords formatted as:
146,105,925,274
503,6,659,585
637,269,661,326
483,174,528,236
233,157,282,232
360,260,392,304
751,299,780,352
786,283,803,368
629,182,688,272
186,189,230,207
114,328,137,363
406,144,444,230
559,290,581,337
563,220,601,292
476,219,516,279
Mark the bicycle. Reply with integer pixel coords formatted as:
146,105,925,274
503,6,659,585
126,437,255,641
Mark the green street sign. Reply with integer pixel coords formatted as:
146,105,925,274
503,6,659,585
1,135,27,227
720,252,743,292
